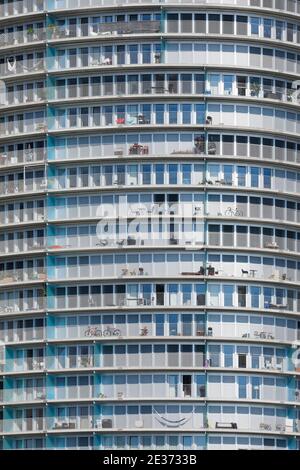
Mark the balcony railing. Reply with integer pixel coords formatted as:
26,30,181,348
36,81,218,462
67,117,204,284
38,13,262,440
206,354,287,371
0,210,45,226
2,388,296,405
50,52,160,71
0,179,47,196
4,355,93,372
5,354,207,372
47,171,300,196
0,84,294,110
0,120,47,137
49,173,203,190
4,357,46,373
49,83,296,106
0,270,46,285
47,0,300,14
0,29,45,48
2,418,45,434
1,416,298,435
0,0,44,18
0,58,45,78
0,237,46,255
1,89,46,108
0,150,46,167
2,327,45,343
0,298,45,315
48,21,160,40
49,263,299,285
3,387,46,403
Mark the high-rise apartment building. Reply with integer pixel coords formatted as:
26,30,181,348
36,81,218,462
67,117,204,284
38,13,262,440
0,0,300,450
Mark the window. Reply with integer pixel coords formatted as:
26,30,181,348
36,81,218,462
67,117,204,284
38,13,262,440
250,17,260,35
223,15,234,35
238,286,247,307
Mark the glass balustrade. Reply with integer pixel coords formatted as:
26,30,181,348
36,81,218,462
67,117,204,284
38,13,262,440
0,0,44,17
50,52,159,71
1,89,46,107
1,315,296,343
46,169,300,195
3,416,297,435
0,179,47,196
48,21,160,40
0,29,45,47
0,58,45,77
1,326,45,343
3,418,45,433
3,387,46,403
2,377,295,404
0,210,45,226
0,120,46,137
49,83,295,105
0,269,46,285
48,0,300,15
48,260,300,284
3,406,297,434
47,291,297,312
0,150,46,167
0,237,46,255
0,298,45,314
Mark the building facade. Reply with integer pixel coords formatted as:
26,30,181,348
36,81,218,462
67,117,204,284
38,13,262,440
0,0,300,450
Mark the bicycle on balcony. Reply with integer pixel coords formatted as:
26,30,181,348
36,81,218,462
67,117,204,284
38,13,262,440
224,207,243,217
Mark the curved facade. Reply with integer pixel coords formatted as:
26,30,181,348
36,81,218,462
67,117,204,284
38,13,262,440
0,0,300,451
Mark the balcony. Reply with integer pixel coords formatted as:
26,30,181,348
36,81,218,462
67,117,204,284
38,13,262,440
3,387,46,403
2,326,45,343
47,322,208,340
0,210,45,227
205,354,288,372
49,170,204,189
0,237,46,255
48,21,160,40
0,298,45,315
48,236,203,251
0,269,46,285
47,0,300,15
4,350,292,373
5,355,95,373
0,29,45,48
206,84,295,106
51,52,159,71
1,416,298,436
0,179,47,197
0,58,45,78
0,149,46,168
0,121,47,138
0,0,44,18
1,89,46,108
4,357,46,373
2,418,45,434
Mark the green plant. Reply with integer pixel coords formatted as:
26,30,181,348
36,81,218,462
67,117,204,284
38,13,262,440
250,82,261,96
47,23,58,37
287,88,294,102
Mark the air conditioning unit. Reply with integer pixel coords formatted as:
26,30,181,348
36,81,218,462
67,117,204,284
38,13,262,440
36,392,46,400
135,420,144,428
101,419,113,428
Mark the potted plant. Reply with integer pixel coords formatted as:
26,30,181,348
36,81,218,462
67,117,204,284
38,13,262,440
287,88,294,102
27,26,35,41
47,23,58,39
250,82,261,97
